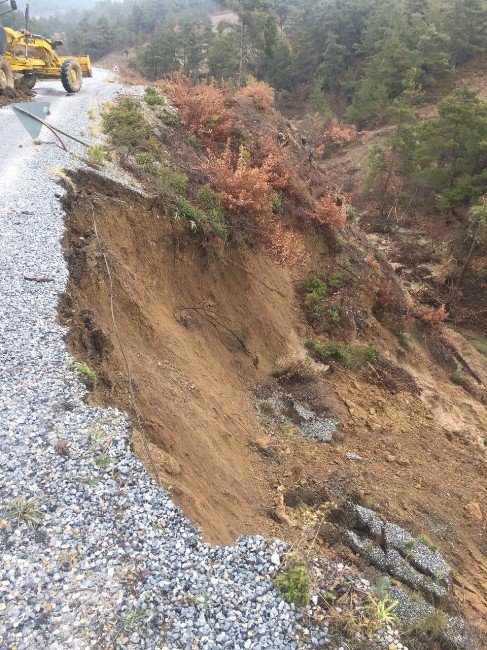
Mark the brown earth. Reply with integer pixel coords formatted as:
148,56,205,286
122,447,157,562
59,170,487,635
0,86,34,108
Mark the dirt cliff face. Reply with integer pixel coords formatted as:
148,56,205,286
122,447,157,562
59,82,486,638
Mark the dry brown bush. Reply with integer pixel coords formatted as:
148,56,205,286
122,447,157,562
207,145,277,224
207,145,308,265
311,194,347,230
418,303,449,327
325,118,357,146
158,74,232,146
238,80,275,110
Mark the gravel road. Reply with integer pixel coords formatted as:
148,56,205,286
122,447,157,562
0,71,326,648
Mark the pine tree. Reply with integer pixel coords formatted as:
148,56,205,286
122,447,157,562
402,87,487,211
216,0,275,86
442,0,487,65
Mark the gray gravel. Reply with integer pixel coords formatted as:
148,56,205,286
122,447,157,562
256,393,339,443
0,72,321,649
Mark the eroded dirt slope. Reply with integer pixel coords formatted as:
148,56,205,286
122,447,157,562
60,170,487,633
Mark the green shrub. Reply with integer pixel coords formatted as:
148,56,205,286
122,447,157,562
175,196,227,239
300,277,327,319
374,250,386,263
364,344,380,364
157,167,188,201
273,556,311,606
102,97,162,158
135,152,157,174
144,87,165,107
102,98,161,158
452,370,469,387
305,340,380,369
272,193,283,214
163,109,181,126
327,274,342,289
327,308,341,325
346,205,357,222
186,134,198,147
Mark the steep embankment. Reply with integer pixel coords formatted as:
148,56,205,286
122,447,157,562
58,78,487,646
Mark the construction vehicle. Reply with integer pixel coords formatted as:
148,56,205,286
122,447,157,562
0,1,92,94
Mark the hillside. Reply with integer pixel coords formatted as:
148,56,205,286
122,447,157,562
320,55,487,335
56,75,487,648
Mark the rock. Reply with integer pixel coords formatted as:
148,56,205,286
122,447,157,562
343,530,388,572
270,504,296,527
385,549,448,602
345,452,363,462
391,586,477,650
270,553,280,566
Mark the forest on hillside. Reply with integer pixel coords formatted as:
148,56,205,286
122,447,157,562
3,0,486,130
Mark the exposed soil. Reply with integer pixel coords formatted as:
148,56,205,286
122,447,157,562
60,170,487,635
0,86,35,108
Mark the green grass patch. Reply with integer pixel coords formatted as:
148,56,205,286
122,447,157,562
471,339,487,356
3,496,43,529
305,340,379,369
416,534,438,552
407,609,448,644
71,361,96,383
398,331,414,350
87,144,109,166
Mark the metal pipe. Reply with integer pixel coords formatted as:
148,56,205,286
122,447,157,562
13,105,90,148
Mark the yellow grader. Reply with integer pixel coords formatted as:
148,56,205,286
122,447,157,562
0,1,92,94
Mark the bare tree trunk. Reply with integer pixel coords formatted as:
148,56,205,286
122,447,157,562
237,22,245,87
456,227,479,287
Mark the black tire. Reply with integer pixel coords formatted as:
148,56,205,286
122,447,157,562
61,59,82,93
20,73,37,90
0,56,14,94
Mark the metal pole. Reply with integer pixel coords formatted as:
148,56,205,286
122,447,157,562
12,105,90,148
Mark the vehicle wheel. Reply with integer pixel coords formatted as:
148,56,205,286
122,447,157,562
20,73,37,90
0,56,14,94
61,59,82,93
